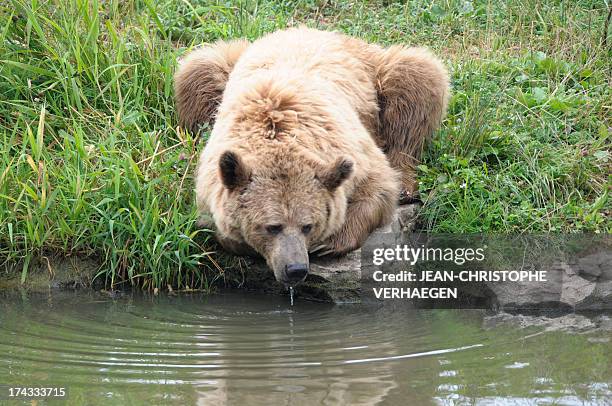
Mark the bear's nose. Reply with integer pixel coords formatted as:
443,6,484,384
285,263,308,283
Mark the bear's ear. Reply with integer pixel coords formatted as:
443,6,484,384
319,157,353,191
219,151,251,191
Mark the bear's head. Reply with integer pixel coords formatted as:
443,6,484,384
217,149,353,286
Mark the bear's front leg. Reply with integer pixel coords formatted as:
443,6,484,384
316,185,397,257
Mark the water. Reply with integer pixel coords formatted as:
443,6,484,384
0,291,610,405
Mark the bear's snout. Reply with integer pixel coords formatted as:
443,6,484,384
285,263,309,284
268,232,310,286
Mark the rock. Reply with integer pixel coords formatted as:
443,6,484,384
483,312,612,334
394,203,420,233
484,260,599,311
485,263,570,311
594,315,612,331
576,281,612,311
483,313,600,333
575,250,612,281
485,250,611,312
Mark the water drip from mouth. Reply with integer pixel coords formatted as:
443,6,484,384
289,286,294,306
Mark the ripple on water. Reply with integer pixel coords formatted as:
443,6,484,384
0,292,609,405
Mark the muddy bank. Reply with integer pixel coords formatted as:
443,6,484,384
2,204,610,316
0,205,420,299
0,256,100,292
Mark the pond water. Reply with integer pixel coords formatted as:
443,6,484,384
0,291,610,405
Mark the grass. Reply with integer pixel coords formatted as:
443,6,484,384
0,0,610,289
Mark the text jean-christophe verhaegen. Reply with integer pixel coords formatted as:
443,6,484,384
370,245,548,299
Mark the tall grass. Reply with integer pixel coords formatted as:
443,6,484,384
0,0,609,288
0,0,213,289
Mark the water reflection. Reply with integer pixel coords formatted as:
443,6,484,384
0,291,609,405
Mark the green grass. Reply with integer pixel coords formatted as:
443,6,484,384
0,0,610,289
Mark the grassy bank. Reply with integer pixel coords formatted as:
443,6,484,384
0,0,610,289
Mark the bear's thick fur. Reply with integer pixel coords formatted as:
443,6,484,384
175,27,449,285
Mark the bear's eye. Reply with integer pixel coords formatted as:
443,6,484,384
301,224,313,235
265,224,283,235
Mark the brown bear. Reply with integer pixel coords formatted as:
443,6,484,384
174,27,449,286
